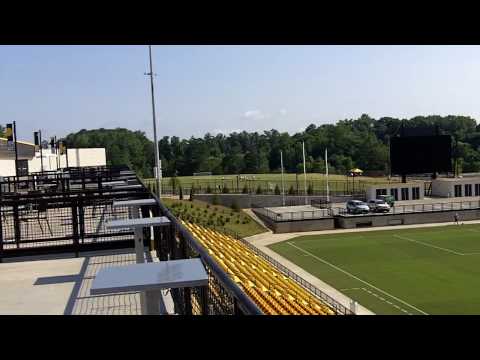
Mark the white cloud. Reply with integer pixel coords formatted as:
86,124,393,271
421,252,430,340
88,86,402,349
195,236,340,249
279,109,287,116
243,109,269,120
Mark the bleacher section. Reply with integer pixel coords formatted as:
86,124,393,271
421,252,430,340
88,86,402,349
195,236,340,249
183,221,336,315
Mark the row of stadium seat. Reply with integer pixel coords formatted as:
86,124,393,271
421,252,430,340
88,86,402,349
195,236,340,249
182,221,335,315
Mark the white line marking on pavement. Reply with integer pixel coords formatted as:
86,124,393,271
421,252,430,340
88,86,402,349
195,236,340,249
287,241,429,315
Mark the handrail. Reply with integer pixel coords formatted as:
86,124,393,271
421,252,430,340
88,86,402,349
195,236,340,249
136,176,263,315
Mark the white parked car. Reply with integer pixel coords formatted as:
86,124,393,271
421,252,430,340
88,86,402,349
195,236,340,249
367,199,391,213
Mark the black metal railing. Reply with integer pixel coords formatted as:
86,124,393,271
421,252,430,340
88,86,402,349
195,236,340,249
336,199,480,217
138,177,263,315
251,203,332,222
0,166,152,260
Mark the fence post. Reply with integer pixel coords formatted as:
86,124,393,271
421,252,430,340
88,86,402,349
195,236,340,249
13,204,20,249
71,200,80,257
0,206,3,263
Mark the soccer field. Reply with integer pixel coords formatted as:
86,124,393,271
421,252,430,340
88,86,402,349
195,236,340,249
269,224,480,315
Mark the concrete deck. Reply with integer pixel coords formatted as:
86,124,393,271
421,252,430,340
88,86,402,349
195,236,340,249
0,249,175,315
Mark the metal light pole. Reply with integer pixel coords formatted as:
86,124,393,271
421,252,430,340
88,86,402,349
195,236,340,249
302,141,307,205
280,150,285,206
146,45,162,198
325,148,329,203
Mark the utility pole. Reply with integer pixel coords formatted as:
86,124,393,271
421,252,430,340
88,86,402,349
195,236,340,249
302,141,308,205
146,45,162,198
325,148,329,203
280,150,285,206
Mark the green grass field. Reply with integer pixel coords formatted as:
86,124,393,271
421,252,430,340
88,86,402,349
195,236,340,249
145,173,397,193
269,224,480,315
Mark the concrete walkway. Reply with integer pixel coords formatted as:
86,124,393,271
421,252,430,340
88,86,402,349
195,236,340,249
0,249,175,315
244,218,480,315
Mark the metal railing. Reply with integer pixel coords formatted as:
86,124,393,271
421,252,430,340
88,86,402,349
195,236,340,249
251,203,332,222
336,199,480,217
144,177,375,197
0,167,151,260
138,177,263,315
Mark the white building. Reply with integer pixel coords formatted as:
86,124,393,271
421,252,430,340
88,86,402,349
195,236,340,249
366,181,425,202
0,137,107,176
432,177,480,198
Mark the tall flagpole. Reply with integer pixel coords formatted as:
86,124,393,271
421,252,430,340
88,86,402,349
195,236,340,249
280,150,285,206
325,148,330,203
146,45,161,198
302,141,307,205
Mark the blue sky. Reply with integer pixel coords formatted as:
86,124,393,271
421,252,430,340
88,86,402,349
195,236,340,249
1,45,480,142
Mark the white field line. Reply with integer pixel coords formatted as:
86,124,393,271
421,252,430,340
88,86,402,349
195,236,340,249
393,234,480,256
287,241,429,315
341,287,412,314
360,287,412,315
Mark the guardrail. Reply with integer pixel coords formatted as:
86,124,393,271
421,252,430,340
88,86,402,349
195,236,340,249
336,199,480,216
251,202,333,221
137,177,263,315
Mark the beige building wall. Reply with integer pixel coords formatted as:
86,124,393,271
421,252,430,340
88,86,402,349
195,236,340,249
432,177,480,198
0,159,17,177
59,148,106,168
366,181,425,201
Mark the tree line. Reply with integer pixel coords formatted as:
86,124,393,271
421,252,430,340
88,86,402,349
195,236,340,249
63,114,480,178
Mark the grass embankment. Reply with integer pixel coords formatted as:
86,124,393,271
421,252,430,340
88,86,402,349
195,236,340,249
161,198,267,238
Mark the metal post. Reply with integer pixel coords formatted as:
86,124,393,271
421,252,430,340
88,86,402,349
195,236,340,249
303,141,307,204
280,150,285,206
39,130,44,174
54,136,59,171
146,45,162,199
325,148,330,203
13,121,19,180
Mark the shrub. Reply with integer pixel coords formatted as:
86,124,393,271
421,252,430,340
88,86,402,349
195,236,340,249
189,186,194,201
206,185,212,194
236,219,240,224
274,184,281,195
206,204,210,209
288,185,295,195
191,204,194,209
256,185,263,195
225,217,230,223
179,187,184,200
242,184,249,194
222,185,230,194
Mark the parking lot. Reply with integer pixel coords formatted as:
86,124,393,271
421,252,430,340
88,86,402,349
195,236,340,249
263,196,480,220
